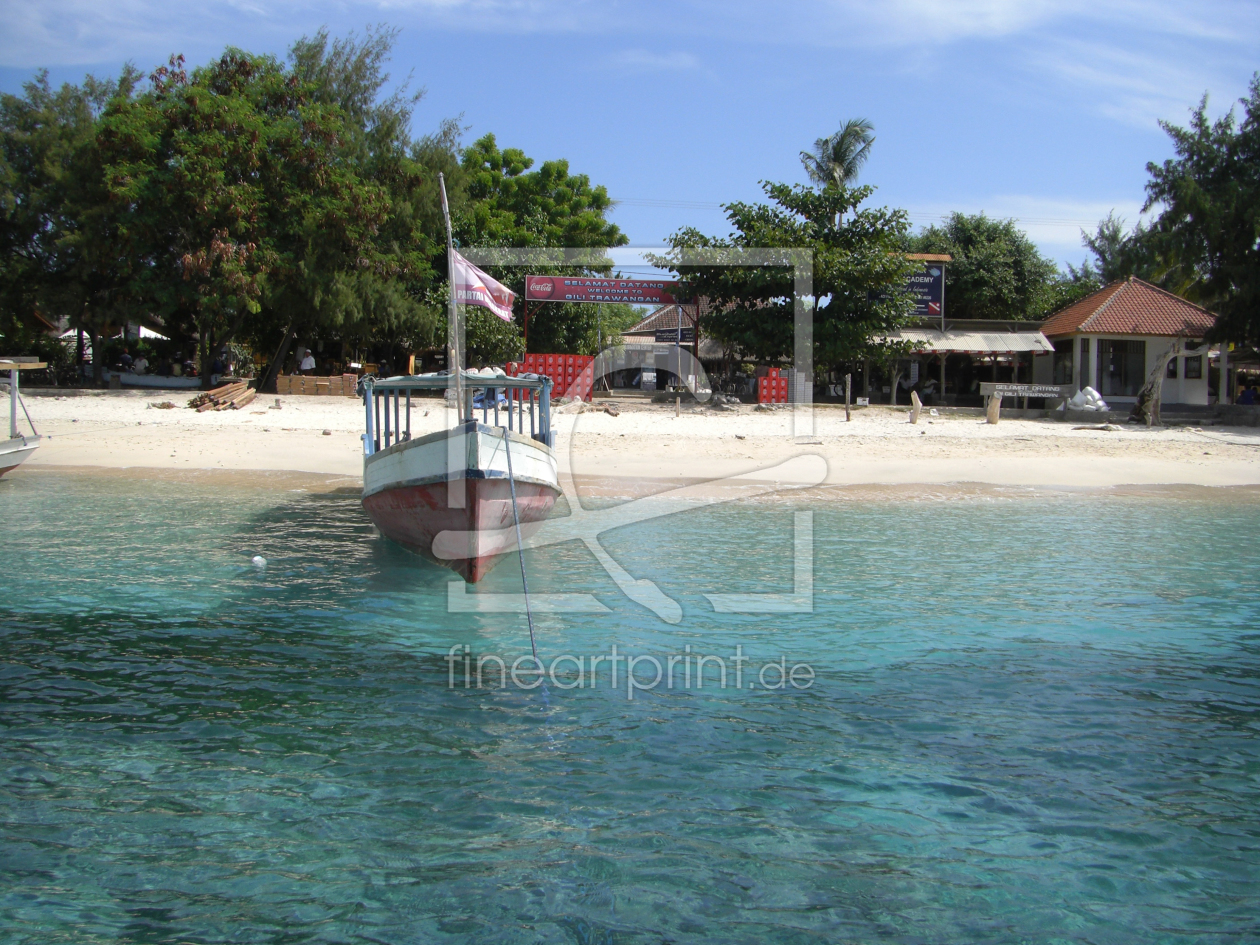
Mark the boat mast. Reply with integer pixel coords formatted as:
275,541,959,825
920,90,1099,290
439,173,465,421
8,365,16,440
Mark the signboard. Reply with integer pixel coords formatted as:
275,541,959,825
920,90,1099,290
906,263,945,318
655,327,695,344
525,275,678,305
980,383,1075,400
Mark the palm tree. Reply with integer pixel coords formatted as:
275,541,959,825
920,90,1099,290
800,118,875,188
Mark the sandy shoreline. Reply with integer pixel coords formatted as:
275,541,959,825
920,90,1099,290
12,388,1260,494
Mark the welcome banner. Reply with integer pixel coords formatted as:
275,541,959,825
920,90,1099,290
451,249,516,322
525,276,678,305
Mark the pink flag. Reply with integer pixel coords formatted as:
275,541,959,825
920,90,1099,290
450,249,516,322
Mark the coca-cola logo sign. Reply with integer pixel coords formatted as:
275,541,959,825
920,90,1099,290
529,277,555,299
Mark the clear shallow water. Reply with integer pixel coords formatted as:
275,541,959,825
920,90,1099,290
2,472,1258,944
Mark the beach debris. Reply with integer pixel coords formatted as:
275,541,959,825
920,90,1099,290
909,390,923,424
251,555,267,568
736,434,746,439
188,380,256,412
270,397,282,410
929,408,939,416
986,392,1003,424
602,403,621,417
1073,424,1120,431
557,399,585,414
322,429,332,435
755,403,773,412
148,401,177,410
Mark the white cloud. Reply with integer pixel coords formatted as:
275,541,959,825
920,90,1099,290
1030,36,1256,130
607,49,700,72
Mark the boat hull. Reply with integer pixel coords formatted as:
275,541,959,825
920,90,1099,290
362,422,558,583
0,436,39,477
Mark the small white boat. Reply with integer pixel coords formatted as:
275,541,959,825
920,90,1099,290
112,372,204,389
360,372,558,582
0,358,45,476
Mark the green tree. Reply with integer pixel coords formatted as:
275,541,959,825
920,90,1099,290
656,182,915,369
800,119,876,190
453,133,628,362
273,27,443,384
98,51,396,387
1142,74,1260,343
0,68,140,381
526,301,641,356
908,212,1058,320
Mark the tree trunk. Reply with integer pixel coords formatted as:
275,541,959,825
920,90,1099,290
256,319,296,395
89,328,103,387
986,392,1003,424
199,327,213,390
1129,341,1184,426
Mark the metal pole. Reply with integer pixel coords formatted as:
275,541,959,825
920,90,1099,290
9,368,17,440
844,373,851,422
439,173,464,422
363,378,376,455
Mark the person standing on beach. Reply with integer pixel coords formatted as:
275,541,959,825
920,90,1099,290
300,350,316,375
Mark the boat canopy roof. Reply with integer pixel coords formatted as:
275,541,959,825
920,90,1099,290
368,370,550,392
0,359,48,370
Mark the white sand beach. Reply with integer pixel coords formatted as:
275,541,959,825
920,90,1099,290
14,388,1260,491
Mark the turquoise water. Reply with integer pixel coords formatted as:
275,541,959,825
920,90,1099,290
2,472,1259,944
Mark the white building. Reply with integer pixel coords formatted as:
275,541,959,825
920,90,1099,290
1035,277,1218,406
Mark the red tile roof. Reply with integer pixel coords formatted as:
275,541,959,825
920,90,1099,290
1041,277,1216,338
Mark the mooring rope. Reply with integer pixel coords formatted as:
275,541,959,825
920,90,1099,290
501,428,540,667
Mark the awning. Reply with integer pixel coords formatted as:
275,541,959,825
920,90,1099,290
880,328,1053,356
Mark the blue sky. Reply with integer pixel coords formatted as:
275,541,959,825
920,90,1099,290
3,0,1257,271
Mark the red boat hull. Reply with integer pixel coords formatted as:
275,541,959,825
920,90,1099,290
363,477,558,583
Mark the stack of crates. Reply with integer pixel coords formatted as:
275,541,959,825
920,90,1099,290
514,353,594,401
276,373,360,396
757,367,789,404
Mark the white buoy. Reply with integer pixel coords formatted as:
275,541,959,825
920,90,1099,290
251,555,267,568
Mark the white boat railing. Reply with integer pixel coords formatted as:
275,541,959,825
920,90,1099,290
361,371,554,455
1,359,45,441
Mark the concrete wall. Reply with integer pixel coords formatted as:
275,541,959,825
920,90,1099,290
1046,334,1210,405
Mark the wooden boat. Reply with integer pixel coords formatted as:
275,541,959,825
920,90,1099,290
360,371,558,582
112,372,203,389
0,359,45,477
